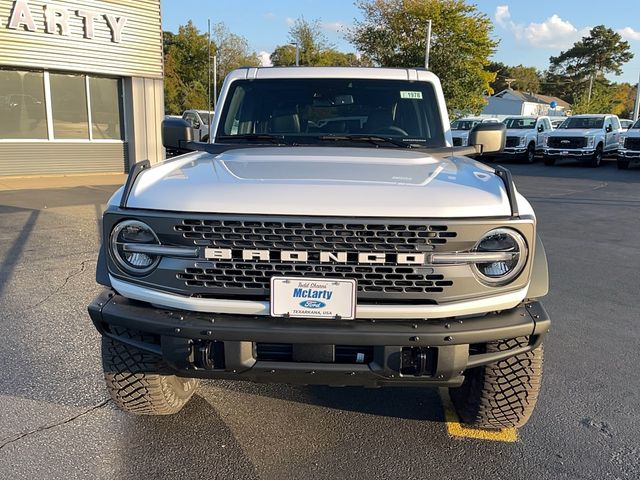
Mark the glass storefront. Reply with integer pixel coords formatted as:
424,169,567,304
0,70,47,139
0,68,123,141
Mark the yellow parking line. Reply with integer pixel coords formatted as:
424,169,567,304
438,388,518,442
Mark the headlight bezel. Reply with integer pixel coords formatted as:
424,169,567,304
586,136,595,147
109,219,161,276
518,136,526,147
471,228,528,286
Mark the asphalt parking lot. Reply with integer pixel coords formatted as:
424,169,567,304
0,159,639,480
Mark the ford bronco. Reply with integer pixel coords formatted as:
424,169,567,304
88,67,550,429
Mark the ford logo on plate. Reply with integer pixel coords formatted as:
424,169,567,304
299,300,326,309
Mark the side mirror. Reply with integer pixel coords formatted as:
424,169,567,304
537,125,544,133
468,122,506,154
162,117,194,153
193,121,201,129
606,125,613,133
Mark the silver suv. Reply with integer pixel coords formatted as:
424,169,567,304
89,67,550,430
543,114,622,167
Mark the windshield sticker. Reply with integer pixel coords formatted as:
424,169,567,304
400,91,423,100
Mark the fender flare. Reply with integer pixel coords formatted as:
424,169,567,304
526,235,549,299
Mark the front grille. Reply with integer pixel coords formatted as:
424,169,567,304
452,137,463,146
175,220,456,252
505,136,520,148
547,136,587,149
178,264,453,294
624,137,640,150
174,220,457,297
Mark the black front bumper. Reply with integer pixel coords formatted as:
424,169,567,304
88,290,550,387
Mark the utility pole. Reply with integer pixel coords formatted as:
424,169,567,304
290,42,300,66
634,72,640,121
424,19,432,69
207,19,212,143
213,54,218,109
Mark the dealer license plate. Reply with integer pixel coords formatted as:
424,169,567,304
270,277,357,319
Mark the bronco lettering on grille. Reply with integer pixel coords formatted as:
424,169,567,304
203,248,428,265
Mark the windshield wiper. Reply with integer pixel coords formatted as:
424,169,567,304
216,134,289,145
316,134,419,148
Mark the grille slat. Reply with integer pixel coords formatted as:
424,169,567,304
624,137,640,150
175,220,455,252
505,136,520,148
169,219,460,299
547,136,587,149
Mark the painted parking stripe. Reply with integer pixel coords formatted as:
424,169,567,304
438,388,518,442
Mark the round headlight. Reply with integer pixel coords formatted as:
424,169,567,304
110,220,160,275
472,228,528,286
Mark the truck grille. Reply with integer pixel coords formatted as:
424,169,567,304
624,137,640,150
547,136,587,149
178,264,453,294
505,136,520,148
173,219,458,299
175,220,457,252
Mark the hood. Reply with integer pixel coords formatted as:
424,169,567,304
124,147,512,218
547,128,601,137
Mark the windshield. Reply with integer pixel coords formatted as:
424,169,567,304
215,78,445,147
503,117,536,129
558,117,604,129
631,119,640,129
451,120,478,131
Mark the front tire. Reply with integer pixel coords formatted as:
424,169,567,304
102,328,199,415
588,145,603,167
524,142,536,163
449,336,543,429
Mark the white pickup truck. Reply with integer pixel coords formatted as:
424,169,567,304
543,114,622,167
450,117,498,147
502,116,553,163
618,118,640,169
89,67,550,430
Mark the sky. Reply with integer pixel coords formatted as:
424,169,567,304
160,0,640,84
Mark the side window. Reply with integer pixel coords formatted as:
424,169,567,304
544,119,552,130
611,117,621,130
184,113,197,127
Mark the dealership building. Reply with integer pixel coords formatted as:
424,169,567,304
0,0,164,176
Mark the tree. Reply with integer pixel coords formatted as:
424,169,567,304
163,22,210,113
211,22,261,84
163,21,260,114
270,17,366,67
548,25,633,104
508,65,541,93
270,44,298,66
610,83,637,118
349,0,498,114
487,62,541,93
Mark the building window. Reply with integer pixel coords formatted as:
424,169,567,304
0,68,124,142
0,70,47,139
90,77,123,140
50,73,90,139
